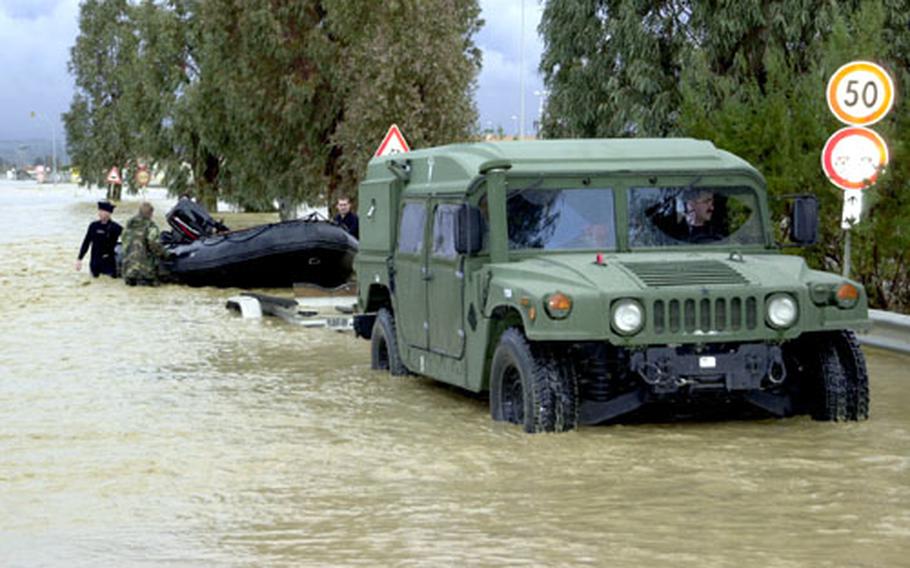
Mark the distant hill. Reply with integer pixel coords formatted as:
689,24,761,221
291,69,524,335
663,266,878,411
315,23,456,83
0,139,70,168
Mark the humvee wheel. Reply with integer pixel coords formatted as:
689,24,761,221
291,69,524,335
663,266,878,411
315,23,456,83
811,341,849,421
371,309,408,376
785,331,869,422
833,331,870,421
489,328,577,433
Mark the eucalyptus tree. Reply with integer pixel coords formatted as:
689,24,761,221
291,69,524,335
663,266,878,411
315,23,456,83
538,0,910,309
66,0,483,219
64,0,138,200
539,0,691,138
190,1,338,219
326,0,483,200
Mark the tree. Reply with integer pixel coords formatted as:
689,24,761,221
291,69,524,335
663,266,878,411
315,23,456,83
679,1,910,310
539,0,910,311
327,0,483,201
64,0,138,200
539,0,691,137
137,0,231,212
65,0,482,219
183,1,337,219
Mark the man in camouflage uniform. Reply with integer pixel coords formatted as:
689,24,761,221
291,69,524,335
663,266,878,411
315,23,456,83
122,202,167,286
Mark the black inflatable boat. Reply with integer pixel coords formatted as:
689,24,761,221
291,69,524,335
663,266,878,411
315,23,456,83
160,199,357,288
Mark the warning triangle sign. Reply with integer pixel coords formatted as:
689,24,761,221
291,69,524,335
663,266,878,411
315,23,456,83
375,124,410,157
106,166,122,185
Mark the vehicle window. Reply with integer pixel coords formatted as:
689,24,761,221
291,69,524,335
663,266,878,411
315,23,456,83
432,204,459,259
398,201,426,255
628,186,764,247
506,187,616,250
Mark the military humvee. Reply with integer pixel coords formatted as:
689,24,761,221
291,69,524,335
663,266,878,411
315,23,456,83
352,139,870,433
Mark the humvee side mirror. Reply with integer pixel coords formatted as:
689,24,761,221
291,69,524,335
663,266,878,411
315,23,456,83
455,204,485,255
790,195,819,245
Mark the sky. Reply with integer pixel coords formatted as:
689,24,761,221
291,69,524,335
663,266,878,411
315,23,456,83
0,0,546,148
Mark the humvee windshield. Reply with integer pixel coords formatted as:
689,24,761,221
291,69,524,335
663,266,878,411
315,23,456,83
506,187,616,250
628,186,764,247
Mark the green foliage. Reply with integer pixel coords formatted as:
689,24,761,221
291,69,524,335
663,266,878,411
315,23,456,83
64,0,137,199
539,0,690,137
540,0,910,310
327,0,483,200
65,0,481,218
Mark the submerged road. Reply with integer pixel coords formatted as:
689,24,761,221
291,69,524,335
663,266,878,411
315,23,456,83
1,182,909,567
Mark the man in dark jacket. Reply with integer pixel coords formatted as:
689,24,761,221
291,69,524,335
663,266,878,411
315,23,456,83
122,202,167,286
76,201,122,277
333,195,359,240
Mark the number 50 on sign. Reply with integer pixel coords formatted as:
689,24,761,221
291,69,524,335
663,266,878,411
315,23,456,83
827,61,895,126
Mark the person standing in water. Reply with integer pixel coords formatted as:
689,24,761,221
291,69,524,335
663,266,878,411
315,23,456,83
121,202,167,286
76,200,122,277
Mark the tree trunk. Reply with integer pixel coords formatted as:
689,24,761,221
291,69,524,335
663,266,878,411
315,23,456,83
197,185,218,213
194,153,220,212
277,197,297,221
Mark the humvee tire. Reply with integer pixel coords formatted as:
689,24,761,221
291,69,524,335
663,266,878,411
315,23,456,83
489,328,578,433
810,331,869,422
832,331,870,421
812,341,849,421
371,309,408,376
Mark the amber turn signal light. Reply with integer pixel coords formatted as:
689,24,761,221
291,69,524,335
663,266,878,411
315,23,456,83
836,283,859,307
545,292,572,319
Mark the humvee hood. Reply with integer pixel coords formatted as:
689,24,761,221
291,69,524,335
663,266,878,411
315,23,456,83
503,252,811,292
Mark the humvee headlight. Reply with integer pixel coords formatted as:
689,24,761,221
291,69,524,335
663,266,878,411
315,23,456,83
612,299,644,335
835,282,860,308
545,292,572,319
767,294,798,328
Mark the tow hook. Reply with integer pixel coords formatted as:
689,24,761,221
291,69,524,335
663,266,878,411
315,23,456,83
766,346,787,385
631,353,682,392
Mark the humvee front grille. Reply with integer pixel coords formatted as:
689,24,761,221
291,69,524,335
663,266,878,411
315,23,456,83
652,296,759,335
623,261,748,287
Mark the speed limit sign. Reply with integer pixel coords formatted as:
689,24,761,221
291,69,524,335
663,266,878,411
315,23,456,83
826,60,895,126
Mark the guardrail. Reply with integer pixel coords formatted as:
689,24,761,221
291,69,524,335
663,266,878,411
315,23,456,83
857,309,910,355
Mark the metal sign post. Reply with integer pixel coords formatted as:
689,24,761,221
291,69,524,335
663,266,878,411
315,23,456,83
840,188,863,277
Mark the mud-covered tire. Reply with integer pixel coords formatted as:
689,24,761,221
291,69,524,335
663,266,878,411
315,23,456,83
785,331,870,422
489,328,577,433
370,309,408,376
832,330,870,421
550,354,579,432
812,342,850,421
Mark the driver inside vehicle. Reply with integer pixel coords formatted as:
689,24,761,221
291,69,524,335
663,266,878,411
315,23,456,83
682,189,720,242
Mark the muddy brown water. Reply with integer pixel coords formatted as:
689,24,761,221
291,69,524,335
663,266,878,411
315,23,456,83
1,182,908,567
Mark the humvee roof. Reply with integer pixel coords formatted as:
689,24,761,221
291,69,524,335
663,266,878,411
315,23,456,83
365,139,764,191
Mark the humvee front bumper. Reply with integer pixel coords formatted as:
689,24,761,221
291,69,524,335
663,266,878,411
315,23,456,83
630,343,786,393
579,342,787,424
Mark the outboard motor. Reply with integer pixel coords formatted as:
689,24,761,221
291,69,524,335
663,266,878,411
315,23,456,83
165,198,230,242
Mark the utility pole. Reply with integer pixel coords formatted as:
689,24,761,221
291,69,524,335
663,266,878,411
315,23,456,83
519,0,526,139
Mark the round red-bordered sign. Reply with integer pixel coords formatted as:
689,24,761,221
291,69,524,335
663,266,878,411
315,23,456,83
821,126,889,190
826,61,895,126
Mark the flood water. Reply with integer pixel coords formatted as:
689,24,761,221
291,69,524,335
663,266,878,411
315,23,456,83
1,182,909,567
